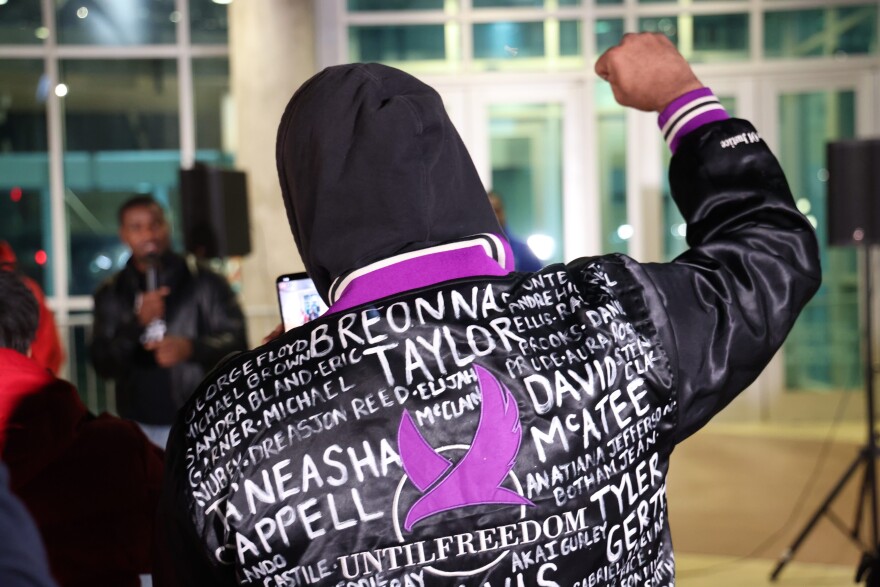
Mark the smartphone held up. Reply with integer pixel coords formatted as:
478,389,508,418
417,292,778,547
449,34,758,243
276,272,328,332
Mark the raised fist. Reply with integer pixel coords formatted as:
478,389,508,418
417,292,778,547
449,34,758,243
595,33,703,113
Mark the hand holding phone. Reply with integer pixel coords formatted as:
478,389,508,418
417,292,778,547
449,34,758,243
276,272,328,331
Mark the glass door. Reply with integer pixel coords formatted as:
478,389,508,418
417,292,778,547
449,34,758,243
439,81,594,267
760,71,875,418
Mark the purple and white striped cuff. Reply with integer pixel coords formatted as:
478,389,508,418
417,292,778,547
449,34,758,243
658,87,729,153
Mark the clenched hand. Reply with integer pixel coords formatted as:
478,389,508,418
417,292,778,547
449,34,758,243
595,33,703,112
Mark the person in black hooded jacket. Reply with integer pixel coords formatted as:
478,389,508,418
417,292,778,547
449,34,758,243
159,34,820,587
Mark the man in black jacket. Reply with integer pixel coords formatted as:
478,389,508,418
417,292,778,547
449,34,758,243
161,34,820,586
91,196,248,448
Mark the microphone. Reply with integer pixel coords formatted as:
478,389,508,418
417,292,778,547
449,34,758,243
145,253,159,293
140,253,167,345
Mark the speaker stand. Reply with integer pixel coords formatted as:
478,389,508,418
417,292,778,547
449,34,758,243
770,245,880,583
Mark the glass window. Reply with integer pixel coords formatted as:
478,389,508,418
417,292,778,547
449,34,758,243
596,82,627,255
348,0,445,10
55,0,176,45
349,25,448,63
474,0,580,6
474,20,583,68
190,0,229,44
0,60,52,293
596,19,624,55
193,59,234,166
560,20,580,57
639,17,679,48
59,59,181,296
692,14,749,62
640,15,749,61
781,90,858,391
489,103,564,267
0,0,45,45
765,6,878,58
474,21,545,59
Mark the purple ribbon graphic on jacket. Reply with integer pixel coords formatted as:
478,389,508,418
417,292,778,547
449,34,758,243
397,365,535,532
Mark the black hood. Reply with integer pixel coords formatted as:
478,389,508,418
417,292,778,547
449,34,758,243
276,63,501,302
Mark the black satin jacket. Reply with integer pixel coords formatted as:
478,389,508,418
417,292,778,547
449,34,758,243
162,119,821,586
91,252,248,424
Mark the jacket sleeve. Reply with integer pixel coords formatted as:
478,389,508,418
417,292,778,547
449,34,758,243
639,118,821,444
191,271,248,369
89,282,144,379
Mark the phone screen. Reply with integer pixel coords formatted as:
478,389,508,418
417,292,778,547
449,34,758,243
276,272,328,331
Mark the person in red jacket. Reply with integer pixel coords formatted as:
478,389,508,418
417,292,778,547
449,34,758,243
0,241,64,373
0,270,164,587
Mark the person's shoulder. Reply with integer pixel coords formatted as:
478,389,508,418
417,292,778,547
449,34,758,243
168,347,249,442
93,266,131,298
187,257,229,285
0,349,53,391
565,252,630,275
194,260,219,279
564,253,656,303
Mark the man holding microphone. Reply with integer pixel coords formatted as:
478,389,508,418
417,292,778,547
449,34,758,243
90,196,247,448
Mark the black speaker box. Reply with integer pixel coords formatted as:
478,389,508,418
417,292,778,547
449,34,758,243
827,139,880,246
179,164,252,258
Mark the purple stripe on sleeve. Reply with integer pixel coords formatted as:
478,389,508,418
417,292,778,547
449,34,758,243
668,108,730,153
658,87,729,153
657,87,715,129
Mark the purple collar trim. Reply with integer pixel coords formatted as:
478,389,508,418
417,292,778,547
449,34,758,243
326,234,514,315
